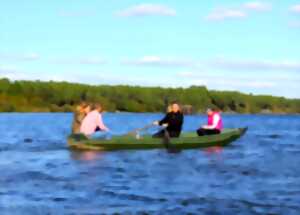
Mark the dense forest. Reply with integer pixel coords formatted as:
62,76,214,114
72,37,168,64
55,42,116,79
0,78,299,113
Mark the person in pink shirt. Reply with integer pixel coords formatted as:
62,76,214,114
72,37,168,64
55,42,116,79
197,108,223,136
80,103,110,139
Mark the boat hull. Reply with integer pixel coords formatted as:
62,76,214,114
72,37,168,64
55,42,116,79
67,128,247,151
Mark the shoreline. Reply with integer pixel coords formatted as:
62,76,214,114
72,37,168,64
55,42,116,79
1,79,300,115
0,111,299,115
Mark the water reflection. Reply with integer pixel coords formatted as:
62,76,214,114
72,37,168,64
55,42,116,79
204,146,223,155
69,151,104,161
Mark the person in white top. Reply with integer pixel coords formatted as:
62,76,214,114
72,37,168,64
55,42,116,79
197,108,223,136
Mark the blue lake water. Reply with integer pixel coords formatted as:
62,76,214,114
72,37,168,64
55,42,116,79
0,113,299,214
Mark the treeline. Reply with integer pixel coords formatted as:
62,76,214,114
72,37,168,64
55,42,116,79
0,78,299,113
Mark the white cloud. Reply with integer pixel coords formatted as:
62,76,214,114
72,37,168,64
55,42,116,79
0,68,79,83
1,68,190,89
58,10,94,17
0,65,18,73
177,71,277,89
116,4,176,17
53,56,106,65
177,71,196,78
77,57,106,65
206,8,246,21
210,58,300,72
247,81,275,88
243,2,271,11
21,53,39,60
290,4,300,13
89,73,167,86
206,2,271,21
289,21,300,28
215,79,276,88
122,56,300,72
122,56,195,68
0,53,40,61
0,65,34,81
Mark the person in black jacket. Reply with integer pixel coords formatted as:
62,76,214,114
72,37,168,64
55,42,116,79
152,102,184,138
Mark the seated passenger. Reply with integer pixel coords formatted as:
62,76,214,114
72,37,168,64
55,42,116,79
153,102,184,138
80,103,110,139
71,102,90,134
197,108,223,136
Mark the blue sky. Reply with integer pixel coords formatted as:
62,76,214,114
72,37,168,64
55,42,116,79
0,0,300,98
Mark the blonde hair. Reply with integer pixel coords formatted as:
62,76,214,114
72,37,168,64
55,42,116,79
167,105,172,113
75,101,90,113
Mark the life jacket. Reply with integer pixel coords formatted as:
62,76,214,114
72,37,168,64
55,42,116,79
208,112,223,131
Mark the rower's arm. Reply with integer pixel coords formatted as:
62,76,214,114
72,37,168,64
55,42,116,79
96,114,109,131
159,113,170,125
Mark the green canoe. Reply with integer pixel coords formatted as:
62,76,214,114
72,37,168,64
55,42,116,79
67,127,247,151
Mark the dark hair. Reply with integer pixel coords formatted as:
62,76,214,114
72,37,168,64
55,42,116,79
91,103,102,111
207,107,218,112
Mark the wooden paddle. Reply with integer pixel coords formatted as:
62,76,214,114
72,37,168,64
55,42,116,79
162,127,181,153
126,123,155,136
127,124,181,153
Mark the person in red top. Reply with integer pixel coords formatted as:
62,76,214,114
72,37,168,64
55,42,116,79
197,108,223,136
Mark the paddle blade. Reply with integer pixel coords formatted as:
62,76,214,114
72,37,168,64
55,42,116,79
163,129,181,154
